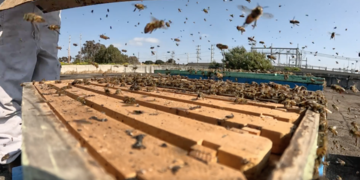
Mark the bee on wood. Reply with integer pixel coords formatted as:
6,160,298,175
144,17,167,34
23,13,45,23
283,99,296,108
289,17,300,26
56,46,62,50
133,4,146,12
234,96,247,104
329,32,340,40
316,135,327,158
328,126,338,136
104,87,111,95
203,9,208,13
132,134,146,149
350,84,359,93
76,97,86,105
73,43,78,46
122,49,127,53
238,4,274,29
236,26,246,34
216,43,228,50
196,91,204,100
336,158,345,166
89,62,99,68
350,128,360,146
48,25,60,34
123,96,137,104
332,104,339,111
100,34,110,40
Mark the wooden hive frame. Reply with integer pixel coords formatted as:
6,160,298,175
21,79,319,180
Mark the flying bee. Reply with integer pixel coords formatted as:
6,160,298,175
165,22,170,27
238,4,274,29
178,8,181,12
122,49,127,53
151,51,155,55
73,43,78,46
100,34,110,40
23,13,45,23
133,4,146,12
350,84,359,93
331,84,345,93
259,41,265,44
174,38,180,42
56,46,62,50
289,16,300,26
150,46,155,49
240,14,245,18
267,55,276,60
48,25,60,34
144,17,167,34
329,32,340,40
246,0,250,3
248,36,256,42
216,43,228,50
203,9,208,13
236,26,246,34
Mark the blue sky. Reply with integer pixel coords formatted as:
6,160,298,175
58,0,360,69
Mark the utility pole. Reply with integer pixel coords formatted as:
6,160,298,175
171,51,175,60
187,53,189,64
79,33,82,62
67,35,71,63
196,45,201,64
210,44,214,63
137,52,140,65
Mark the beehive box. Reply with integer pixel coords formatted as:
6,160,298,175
21,79,319,180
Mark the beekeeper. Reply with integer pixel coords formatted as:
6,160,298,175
0,0,61,172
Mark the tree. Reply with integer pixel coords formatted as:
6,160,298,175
167,58,176,64
58,56,68,63
94,44,128,64
209,62,221,69
144,60,154,65
155,60,165,65
81,40,103,62
223,46,273,70
127,56,140,64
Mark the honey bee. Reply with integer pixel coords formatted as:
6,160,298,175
329,32,340,40
174,38,180,42
332,104,339,111
331,84,345,94
133,4,146,12
350,128,360,146
144,17,167,34
23,13,45,23
48,25,60,34
165,22,170,27
151,51,155,55
216,43,228,50
203,9,208,13
56,46,62,50
328,126,338,136
100,34,110,40
236,26,246,34
238,4,274,29
336,158,346,166
240,14,245,18
104,87,111,95
351,121,359,131
89,62,99,68
267,55,276,60
248,36,256,42
289,17,300,26
73,43,78,46
122,49,127,53
259,41,265,44
350,84,359,93
178,8,181,12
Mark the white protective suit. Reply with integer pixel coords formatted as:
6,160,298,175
0,1,61,164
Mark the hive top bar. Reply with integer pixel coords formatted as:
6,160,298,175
0,0,140,13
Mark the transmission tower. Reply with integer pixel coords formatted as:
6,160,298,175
171,51,175,60
79,34,82,62
210,44,214,62
196,45,201,63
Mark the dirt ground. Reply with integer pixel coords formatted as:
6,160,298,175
324,87,360,179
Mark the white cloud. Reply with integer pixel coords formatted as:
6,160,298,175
128,37,160,46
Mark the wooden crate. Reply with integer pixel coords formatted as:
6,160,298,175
21,80,319,180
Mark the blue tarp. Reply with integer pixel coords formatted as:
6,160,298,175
12,166,23,180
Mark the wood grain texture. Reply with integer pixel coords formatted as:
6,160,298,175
21,83,113,180
268,110,319,180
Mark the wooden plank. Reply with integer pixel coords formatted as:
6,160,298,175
21,83,113,180
35,85,247,180
74,83,296,154
89,82,299,122
49,83,272,177
268,110,319,180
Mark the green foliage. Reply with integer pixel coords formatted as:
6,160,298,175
58,56,68,63
209,62,221,69
144,60,154,65
223,46,273,70
155,60,165,65
167,58,176,64
284,67,301,72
